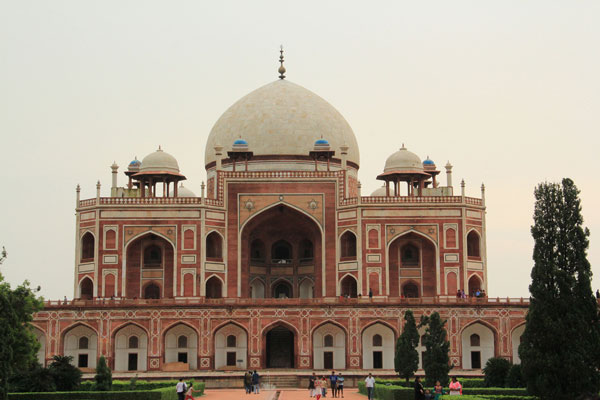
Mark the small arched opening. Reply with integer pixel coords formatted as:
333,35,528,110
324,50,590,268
143,282,160,299
266,325,295,368
250,239,266,263
340,275,358,298
271,240,292,263
467,230,481,258
299,239,314,263
206,276,223,299
402,282,419,298
143,245,162,268
401,243,420,266
468,275,483,297
340,231,357,260
206,232,223,261
272,280,293,299
81,232,95,262
250,279,265,299
79,277,93,300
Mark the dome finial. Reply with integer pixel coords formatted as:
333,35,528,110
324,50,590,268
278,45,286,79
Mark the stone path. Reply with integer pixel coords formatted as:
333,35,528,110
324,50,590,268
201,389,365,400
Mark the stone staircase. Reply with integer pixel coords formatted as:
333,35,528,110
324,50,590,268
262,375,299,388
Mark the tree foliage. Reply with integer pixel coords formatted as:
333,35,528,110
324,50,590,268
519,179,600,400
94,355,112,391
483,357,511,387
9,362,56,393
395,309,420,382
48,355,82,391
0,249,44,400
505,364,525,388
420,312,451,386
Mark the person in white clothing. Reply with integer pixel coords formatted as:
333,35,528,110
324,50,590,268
365,373,375,400
176,378,187,400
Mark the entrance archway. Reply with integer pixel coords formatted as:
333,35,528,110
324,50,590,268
340,275,357,298
241,204,322,298
266,326,295,368
388,232,437,297
125,233,175,299
468,275,482,297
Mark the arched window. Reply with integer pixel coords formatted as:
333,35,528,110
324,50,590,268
183,229,195,250
105,229,116,249
299,239,313,262
79,278,93,300
143,283,160,299
78,336,89,349
271,240,292,262
402,282,419,298
324,334,334,347
445,228,457,248
467,231,481,258
205,276,222,299
226,335,237,348
340,275,358,298
468,275,482,297
273,281,292,298
177,335,188,348
143,245,162,268
128,336,139,349
470,333,480,347
372,334,383,347
81,232,95,262
206,232,223,260
250,239,266,262
401,244,419,266
340,231,357,260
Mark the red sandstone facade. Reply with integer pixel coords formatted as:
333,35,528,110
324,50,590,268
31,73,528,373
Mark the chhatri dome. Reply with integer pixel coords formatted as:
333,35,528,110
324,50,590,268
382,144,424,174
140,147,181,174
205,51,360,169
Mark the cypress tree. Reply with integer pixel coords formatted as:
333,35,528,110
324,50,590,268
395,310,420,382
519,179,600,400
420,312,450,386
94,355,112,391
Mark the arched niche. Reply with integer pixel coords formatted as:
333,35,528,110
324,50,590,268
206,276,223,299
340,274,358,298
114,324,148,372
33,328,46,366
79,277,93,300
81,232,95,262
362,323,395,369
299,279,314,299
250,279,265,299
340,231,357,260
64,325,98,369
468,275,483,297
313,323,346,369
164,324,198,369
206,231,223,260
461,323,495,369
125,233,175,299
402,281,419,298
214,323,247,369
511,325,525,364
467,230,481,258
388,231,437,297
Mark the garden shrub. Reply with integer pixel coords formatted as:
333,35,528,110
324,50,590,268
483,357,512,387
8,386,185,400
505,364,525,388
375,377,486,388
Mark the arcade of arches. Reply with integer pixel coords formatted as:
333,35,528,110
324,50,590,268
241,205,321,299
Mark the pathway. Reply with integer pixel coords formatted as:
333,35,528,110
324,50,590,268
201,388,365,400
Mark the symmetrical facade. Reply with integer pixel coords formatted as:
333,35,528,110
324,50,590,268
32,67,527,373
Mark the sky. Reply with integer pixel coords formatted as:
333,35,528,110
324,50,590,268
1,0,599,300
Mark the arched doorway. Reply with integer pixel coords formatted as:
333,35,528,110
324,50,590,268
461,323,495,369
388,232,437,297
266,326,295,368
313,323,346,369
511,325,525,364
241,205,322,299
206,276,223,299
272,280,293,298
164,324,198,369
467,230,481,258
340,275,358,298
114,324,148,372
215,324,248,369
362,323,395,369
63,324,98,369
402,282,419,298
79,277,93,300
125,233,175,299
468,275,482,297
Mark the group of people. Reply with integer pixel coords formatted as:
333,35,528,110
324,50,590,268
308,371,345,399
414,376,463,399
175,378,200,400
243,370,261,394
456,289,486,299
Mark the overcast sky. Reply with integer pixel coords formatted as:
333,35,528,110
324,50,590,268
1,1,599,300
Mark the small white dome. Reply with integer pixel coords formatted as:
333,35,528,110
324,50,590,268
170,184,196,197
384,145,423,173
140,147,180,174
370,185,387,196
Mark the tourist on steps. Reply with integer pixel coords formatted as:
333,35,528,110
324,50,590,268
252,370,260,394
244,370,253,394
329,371,337,398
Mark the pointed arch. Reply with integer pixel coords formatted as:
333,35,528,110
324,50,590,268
262,320,298,369
460,321,497,369
312,321,347,369
163,322,198,369
250,277,266,299
340,229,357,260
113,322,149,372
206,230,224,260
62,322,98,369
214,321,248,369
467,229,481,258
80,231,95,262
511,323,526,364
240,201,324,234
78,276,94,300
205,274,224,299
339,273,358,298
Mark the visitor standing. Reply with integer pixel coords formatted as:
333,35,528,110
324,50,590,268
329,371,337,398
321,376,328,397
337,373,345,398
365,373,375,400
369,288,373,299
448,377,462,396
244,370,252,394
433,381,444,400
308,373,316,397
414,376,424,400
184,384,199,400
252,370,260,394
315,375,323,400
176,378,187,400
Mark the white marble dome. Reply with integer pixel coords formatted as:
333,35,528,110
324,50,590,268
384,145,423,173
205,79,360,168
140,148,180,174
170,184,196,197
370,185,387,196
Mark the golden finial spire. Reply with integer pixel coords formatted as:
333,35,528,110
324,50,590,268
278,45,286,79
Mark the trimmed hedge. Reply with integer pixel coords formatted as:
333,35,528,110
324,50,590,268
440,396,536,400
78,380,187,392
358,381,414,400
462,388,528,396
8,385,202,400
375,378,487,388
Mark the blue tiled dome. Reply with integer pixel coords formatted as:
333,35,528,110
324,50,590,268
423,158,435,166
233,139,248,145
129,159,141,166
315,138,329,145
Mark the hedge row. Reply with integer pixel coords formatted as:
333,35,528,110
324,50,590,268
359,382,534,400
8,385,202,400
78,380,186,392
375,378,487,388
